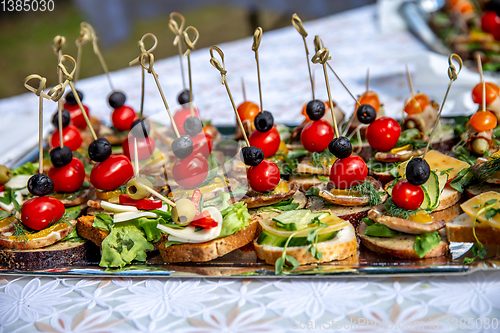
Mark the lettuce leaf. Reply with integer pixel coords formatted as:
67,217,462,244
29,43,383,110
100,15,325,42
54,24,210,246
414,231,441,258
11,162,37,176
99,222,154,268
218,201,251,238
93,213,113,232
136,217,163,242
364,222,400,238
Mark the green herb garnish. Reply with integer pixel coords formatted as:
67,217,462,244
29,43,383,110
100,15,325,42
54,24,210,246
350,180,383,206
383,198,423,220
310,149,335,169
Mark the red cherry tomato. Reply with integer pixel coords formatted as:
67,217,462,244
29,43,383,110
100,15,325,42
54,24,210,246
191,132,213,158
90,155,134,191
0,185,4,192
482,11,500,34
50,125,83,151
247,159,281,192
21,197,65,231
366,117,401,152
48,157,85,193
172,155,209,189
300,119,334,153
249,126,281,158
64,103,90,130
470,110,498,132
391,180,424,210
472,82,500,105
112,106,137,131
404,93,430,115
329,155,368,189
122,136,157,161
357,91,381,113
173,107,200,136
237,101,260,122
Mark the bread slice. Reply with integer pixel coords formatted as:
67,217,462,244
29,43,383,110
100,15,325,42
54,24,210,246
289,175,322,191
446,213,500,244
357,222,449,259
253,223,357,265
159,219,260,263
434,187,462,211
0,240,99,270
465,183,500,200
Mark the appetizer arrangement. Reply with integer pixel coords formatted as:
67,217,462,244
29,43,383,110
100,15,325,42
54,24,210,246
2,13,500,277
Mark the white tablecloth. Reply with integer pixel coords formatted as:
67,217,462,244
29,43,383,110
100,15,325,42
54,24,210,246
1,4,500,333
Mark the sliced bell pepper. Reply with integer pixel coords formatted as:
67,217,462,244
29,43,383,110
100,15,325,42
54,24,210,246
190,210,218,229
119,194,162,210
0,185,4,192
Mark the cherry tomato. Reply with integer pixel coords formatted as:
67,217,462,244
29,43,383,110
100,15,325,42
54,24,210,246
357,91,381,113
191,131,213,158
21,196,65,231
122,136,157,161
300,119,334,153
0,185,4,192
237,101,260,122
366,117,401,152
50,125,83,151
472,82,500,105
90,155,134,191
249,126,281,158
302,101,330,122
172,155,209,189
329,155,367,189
247,159,280,192
112,106,137,131
391,179,424,210
482,11,500,34
64,103,90,130
48,157,85,193
470,110,498,132
454,0,474,14
404,93,430,115
173,107,200,136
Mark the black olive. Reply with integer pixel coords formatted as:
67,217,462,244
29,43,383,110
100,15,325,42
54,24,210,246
406,158,430,185
241,146,264,166
328,137,352,159
172,135,194,159
177,89,191,105
184,117,203,137
306,100,326,121
254,111,274,132
65,90,83,105
27,173,54,196
88,138,112,162
108,91,126,109
130,119,151,138
49,146,73,167
357,104,376,124
51,109,71,129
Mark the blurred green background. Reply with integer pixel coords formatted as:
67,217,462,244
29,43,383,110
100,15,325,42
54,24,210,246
0,0,373,99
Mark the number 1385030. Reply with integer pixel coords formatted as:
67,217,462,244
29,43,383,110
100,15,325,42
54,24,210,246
1,0,54,11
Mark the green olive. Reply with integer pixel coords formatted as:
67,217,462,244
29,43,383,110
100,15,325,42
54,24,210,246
405,120,416,129
126,177,153,200
472,138,489,156
171,198,196,225
0,165,12,185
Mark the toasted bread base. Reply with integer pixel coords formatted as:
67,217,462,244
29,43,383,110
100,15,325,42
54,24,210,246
446,213,500,245
159,219,260,263
253,223,357,265
357,222,449,259
0,240,99,270
465,183,500,200
305,196,370,227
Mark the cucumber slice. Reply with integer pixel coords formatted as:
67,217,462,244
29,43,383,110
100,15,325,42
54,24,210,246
256,229,340,247
419,186,432,210
273,210,311,231
420,171,440,210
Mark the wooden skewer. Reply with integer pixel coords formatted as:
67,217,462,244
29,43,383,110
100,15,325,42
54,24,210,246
292,13,315,101
252,27,264,113
52,35,66,149
366,68,370,93
183,26,199,118
423,54,463,158
143,185,176,207
476,54,486,112
134,138,140,178
406,64,415,96
169,12,187,90
210,46,251,147
241,77,247,101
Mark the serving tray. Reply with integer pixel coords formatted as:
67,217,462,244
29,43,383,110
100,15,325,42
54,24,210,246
1,124,499,278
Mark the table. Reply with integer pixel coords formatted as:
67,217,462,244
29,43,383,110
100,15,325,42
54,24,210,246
1,4,500,333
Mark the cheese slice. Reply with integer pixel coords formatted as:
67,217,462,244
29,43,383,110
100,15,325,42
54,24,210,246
101,201,138,213
113,211,157,223
397,150,469,179
460,191,500,228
